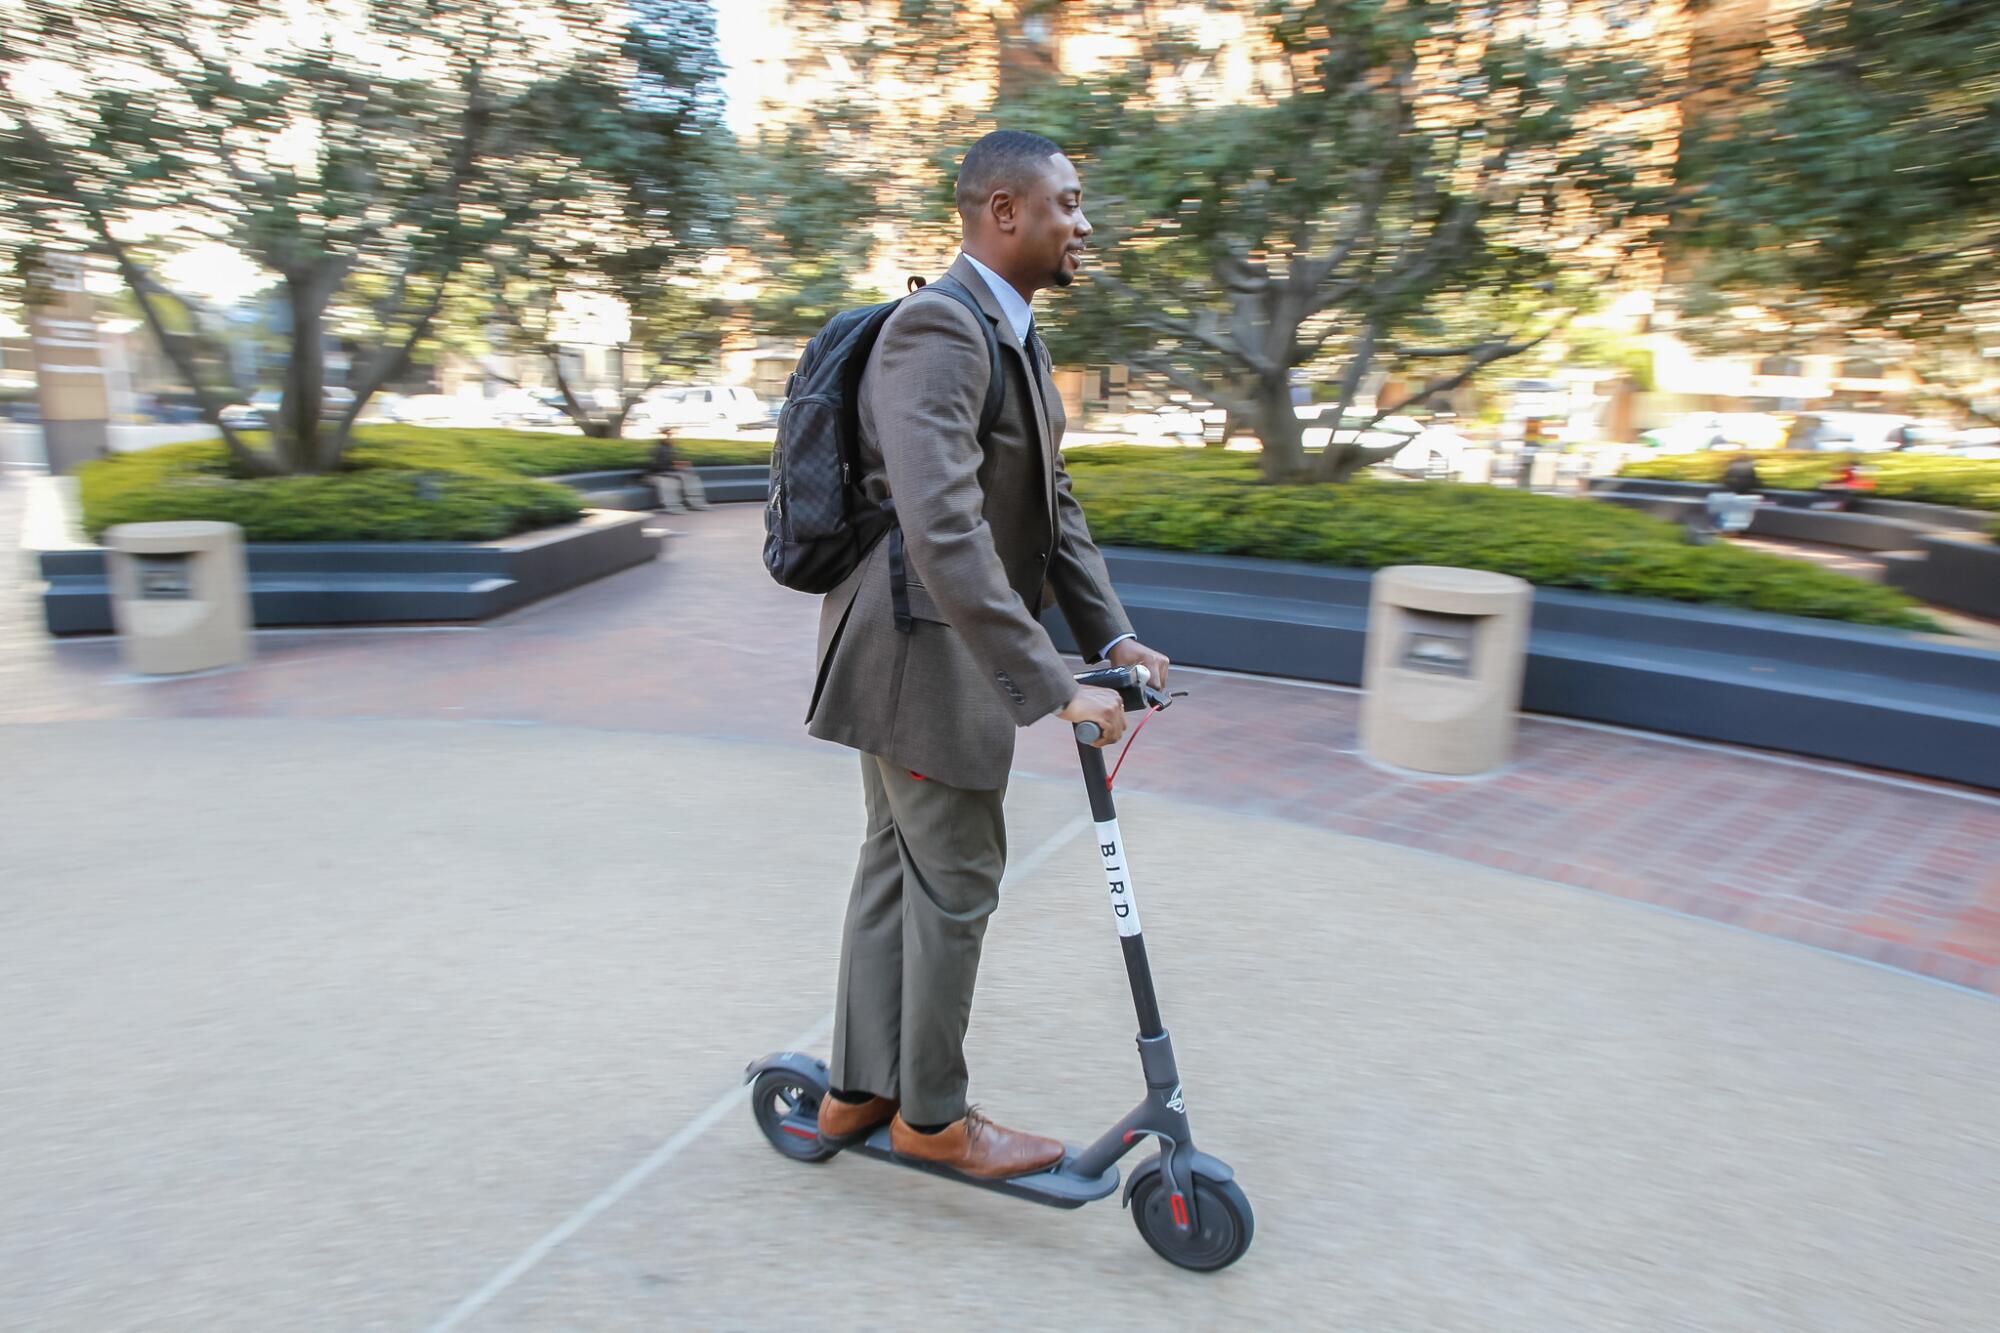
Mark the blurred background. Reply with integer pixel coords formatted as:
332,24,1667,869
4,0,1995,483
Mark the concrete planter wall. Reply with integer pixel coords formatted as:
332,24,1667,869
1589,476,1993,535
1884,533,2000,621
1043,547,2000,789
1590,477,2000,620
549,465,771,510
1588,479,1933,551
28,478,660,633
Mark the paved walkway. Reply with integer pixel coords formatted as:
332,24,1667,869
7,721,2000,1331
9,477,2000,1329
8,488,2000,996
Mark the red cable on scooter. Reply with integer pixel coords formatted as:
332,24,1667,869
1107,705,1163,791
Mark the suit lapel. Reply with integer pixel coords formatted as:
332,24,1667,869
946,255,1057,531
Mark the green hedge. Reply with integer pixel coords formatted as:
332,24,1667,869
1064,448,1938,631
76,426,777,542
669,437,777,466
1618,450,2000,513
79,433,582,542
338,425,773,472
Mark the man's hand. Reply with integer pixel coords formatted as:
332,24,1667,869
1107,638,1170,691
1058,686,1127,747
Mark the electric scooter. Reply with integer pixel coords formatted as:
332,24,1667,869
745,664,1253,1272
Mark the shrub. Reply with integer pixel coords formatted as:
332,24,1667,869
354,427,773,472
1063,447,1938,631
78,436,582,542
76,425,776,541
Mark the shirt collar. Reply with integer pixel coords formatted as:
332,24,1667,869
960,252,1034,343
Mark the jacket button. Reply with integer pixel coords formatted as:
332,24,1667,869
1038,550,1049,562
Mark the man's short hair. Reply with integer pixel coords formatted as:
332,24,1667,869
954,130,1065,220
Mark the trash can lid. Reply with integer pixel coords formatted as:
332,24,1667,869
104,521,244,552
1373,564,1532,614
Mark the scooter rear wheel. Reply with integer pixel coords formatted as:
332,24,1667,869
1127,1158,1254,1271
750,1068,838,1163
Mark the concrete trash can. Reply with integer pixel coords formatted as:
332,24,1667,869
1360,565,1532,775
104,521,252,675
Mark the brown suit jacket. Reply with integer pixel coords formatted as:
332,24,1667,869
805,255,1133,790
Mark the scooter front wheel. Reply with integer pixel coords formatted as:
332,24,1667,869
750,1068,839,1163
1127,1157,1254,1271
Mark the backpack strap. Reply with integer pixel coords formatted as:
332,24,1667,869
887,274,1009,633
917,275,1006,437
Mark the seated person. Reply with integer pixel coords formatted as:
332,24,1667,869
644,431,709,514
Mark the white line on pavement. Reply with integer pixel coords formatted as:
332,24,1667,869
420,814,1089,1332
421,1013,831,1333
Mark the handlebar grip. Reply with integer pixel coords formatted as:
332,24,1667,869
1074,721,1102,744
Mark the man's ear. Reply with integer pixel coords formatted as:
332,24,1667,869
990,189,1017,234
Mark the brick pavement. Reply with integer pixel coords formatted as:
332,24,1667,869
7,479,2000,995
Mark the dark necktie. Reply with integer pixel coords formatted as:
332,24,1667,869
1023,320,1053,441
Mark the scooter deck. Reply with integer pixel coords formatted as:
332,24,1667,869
842,1125,1121,1209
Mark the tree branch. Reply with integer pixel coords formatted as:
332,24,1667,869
1218,245,1270,294
1125,353,1256,422
2,91,269,472
1372,328,1558,421
542,346,602,433
1093,270,1271,377
156,29,302,265
1326,320,1377,427
334,57,490,441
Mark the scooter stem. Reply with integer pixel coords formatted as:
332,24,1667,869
1074,733,1166,1039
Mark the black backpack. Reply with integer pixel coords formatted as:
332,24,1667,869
762,275,1004,632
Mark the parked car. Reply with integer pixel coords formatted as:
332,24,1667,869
219,387,356,429
625,385,769,435
1784,411,1947,453
218,390,281,429
1307,412,1467,479
1639,412,1785,454
390,393,491,426
488,388,572,429
1949,427,2000,459
141,391,204,423
1119,405,1208,444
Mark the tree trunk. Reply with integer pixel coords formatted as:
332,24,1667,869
1320,439,1371,484
544,350,613,437
281,274,327,474
1255,374,1308,482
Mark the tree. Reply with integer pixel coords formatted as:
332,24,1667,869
722,1,993,331
0,0,721,474
1670,0,2000,421
479,0,731,437
1029,0,1667,482
727,2,1214,342
733,116,881,342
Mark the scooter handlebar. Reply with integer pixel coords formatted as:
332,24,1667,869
1072,663,1149,691
1069,665,1179,743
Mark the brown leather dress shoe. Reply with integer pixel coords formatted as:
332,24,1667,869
889,1107,1065,1180
817,1094,898,1146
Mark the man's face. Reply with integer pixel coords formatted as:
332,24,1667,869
1019,153,1092,289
